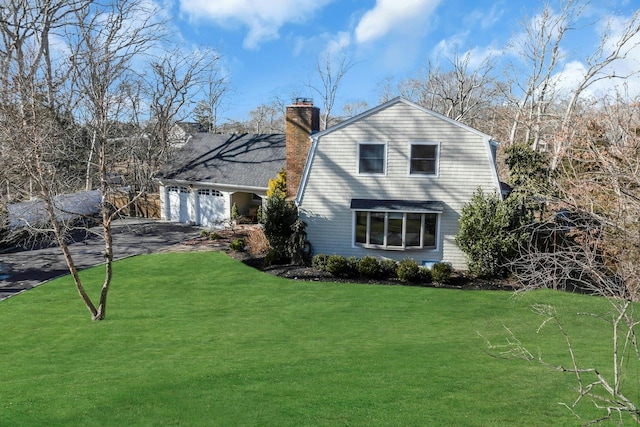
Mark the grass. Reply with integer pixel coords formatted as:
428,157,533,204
0,251,638,426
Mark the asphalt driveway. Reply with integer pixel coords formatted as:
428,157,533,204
0,219,203,301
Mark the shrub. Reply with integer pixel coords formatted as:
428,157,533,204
287,219,310,266
263,191,298,264
419,267,432,283
431,262,452,284
379,259,398,278
246,227,268,255
199,230,210,238
231,203,239,221
256,205,263,223
210,232,221,240
347,256,358,274
325,255,354,278
455,188,527,278
266,167,287,198
312,254,329,271
396,258,421,282
357,256,381,278
229,238,245,251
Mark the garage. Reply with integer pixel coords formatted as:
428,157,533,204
167,186,189,223
196,188,224,227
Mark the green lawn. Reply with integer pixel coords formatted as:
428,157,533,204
0,251,636,426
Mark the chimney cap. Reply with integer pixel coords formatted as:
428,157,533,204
292,97,314,106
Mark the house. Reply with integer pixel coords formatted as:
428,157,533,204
294,97,501,270
157,97,501,270
169,121,207,147
155,133,285,227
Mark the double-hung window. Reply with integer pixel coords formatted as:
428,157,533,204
409,142,439,175
358,142,386,175
352,199,441,250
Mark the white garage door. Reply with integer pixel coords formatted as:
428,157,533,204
167,186,189,223
197,188,224,227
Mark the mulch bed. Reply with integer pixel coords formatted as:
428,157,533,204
180,225,517,292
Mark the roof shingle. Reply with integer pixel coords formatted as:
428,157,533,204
156,133,286,188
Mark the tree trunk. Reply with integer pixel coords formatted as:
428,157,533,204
42,193,98,318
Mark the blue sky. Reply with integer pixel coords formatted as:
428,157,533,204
168,0,640,122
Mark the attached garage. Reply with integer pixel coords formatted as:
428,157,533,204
166,186,189,223
156,133,286,227
196,188,224,227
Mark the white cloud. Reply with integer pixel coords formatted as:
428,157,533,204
431,33,501,71
180,0,333,49
324,31,351,56
463,2,506,30
354,0,442,44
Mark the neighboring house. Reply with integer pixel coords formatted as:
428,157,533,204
169,122,207,147
155,133,285,227
294,97,501,270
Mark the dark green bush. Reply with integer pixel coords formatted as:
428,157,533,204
357,256,381,278
419,267,432,283
397,258,421,282
210,232,221,240
456,188,526,278
431,262,452,284
229,238,245,251
263,191,299,264
347,257,359,275
312,254,329,271
199,230,210,238
325,255,354,278
287,219,309,266
379,259,398,278
256,205,263,223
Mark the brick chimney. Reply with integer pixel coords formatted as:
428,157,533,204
286,98,320,198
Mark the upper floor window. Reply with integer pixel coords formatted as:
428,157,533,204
358,142,386,175
410,143,439,175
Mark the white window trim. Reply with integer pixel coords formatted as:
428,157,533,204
408,141,440,177
357,141,388,176
197,188,222,197
352,209,440,251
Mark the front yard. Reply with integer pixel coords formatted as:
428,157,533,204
0,251,633,425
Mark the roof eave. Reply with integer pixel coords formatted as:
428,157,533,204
157,178,268,194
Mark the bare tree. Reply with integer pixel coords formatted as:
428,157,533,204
62,0,164,320
377,76,397,104
307,51,354,130
502,94,640,423
145,48,218,168
248,98,285,133
342,100,368,118
399,49,501,131
551,9,640,168
0,0,87,203
503,0,585,149
193,67,231,133
0,0,166,320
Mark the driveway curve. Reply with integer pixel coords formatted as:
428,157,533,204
0,219,203,301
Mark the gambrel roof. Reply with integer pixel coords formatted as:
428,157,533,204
295,97,501,204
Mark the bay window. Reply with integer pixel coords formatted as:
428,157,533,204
351,199,441,250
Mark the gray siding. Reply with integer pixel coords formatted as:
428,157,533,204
298,100,499,270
